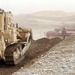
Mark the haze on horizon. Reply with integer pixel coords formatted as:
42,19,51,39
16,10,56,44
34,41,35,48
0,0,75,15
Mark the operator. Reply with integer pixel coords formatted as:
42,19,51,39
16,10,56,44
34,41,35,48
62,27,66,39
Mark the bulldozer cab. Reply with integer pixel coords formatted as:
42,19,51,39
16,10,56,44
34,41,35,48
0,9,13,31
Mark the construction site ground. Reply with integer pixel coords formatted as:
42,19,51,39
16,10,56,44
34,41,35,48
13,36,75,75
0,36,75,75
0,37,61,75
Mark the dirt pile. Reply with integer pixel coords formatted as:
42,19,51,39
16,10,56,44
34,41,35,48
25,37,62,59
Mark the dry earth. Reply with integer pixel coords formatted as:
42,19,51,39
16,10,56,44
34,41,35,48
0,37,61,75
13,36,75,75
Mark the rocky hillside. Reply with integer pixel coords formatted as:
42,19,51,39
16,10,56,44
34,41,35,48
13,11,75,28
32,10,75,18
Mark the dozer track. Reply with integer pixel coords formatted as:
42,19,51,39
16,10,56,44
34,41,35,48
5,42,30,65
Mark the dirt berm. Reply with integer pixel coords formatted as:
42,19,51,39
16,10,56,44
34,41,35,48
0,37,62,75
25,37,62,59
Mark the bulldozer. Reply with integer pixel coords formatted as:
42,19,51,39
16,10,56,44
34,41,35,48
0,9,32,65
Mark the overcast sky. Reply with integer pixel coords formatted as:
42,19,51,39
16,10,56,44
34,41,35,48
0,0,75,15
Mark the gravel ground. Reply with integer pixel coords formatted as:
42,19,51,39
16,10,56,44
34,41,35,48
13,36,75,75
0,37,61,75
